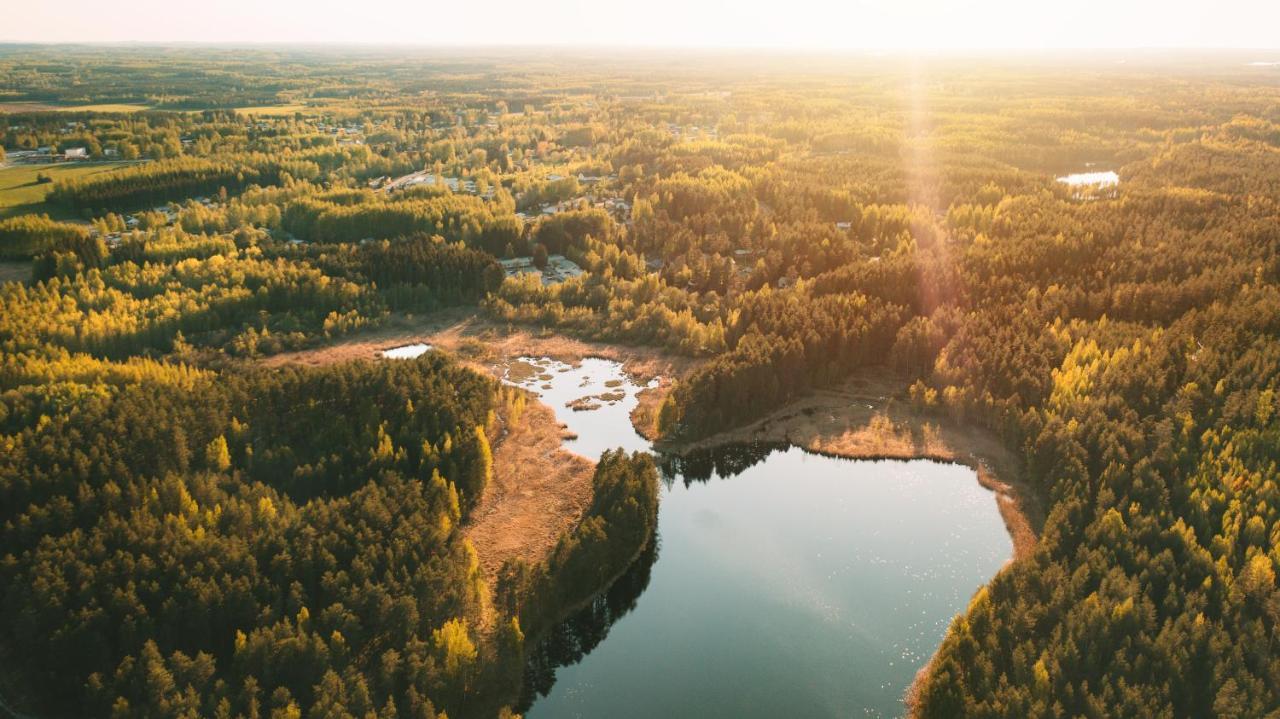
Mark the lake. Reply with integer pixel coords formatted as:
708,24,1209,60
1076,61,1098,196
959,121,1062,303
502,354,1014,719
380,346,1014,717
1056,170,1119,187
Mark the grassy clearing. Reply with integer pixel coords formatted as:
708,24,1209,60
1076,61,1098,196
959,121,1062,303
0,102,151,113
234,104,309,116
65,103,152,113
0,261,31,284
0,162,131,219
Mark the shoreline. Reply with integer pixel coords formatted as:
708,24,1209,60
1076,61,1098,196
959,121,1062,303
265,320,1042,718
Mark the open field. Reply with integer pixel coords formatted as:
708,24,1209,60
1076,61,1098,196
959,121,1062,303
233,104,310,116
0,162,131,219
0,261,30,284
0,102,151,113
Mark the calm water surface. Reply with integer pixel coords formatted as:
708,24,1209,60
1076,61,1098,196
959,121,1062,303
1056,170,1119,187
380,342,433,359
383,347,1013,718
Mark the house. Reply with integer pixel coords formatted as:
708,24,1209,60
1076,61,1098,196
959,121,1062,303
500,254,583,285
835,221,852,231
63,147,89,160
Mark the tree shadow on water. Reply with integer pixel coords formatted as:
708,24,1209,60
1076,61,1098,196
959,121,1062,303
517,529,661,710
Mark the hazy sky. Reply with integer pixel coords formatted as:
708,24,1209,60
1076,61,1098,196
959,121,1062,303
6,0,1280,49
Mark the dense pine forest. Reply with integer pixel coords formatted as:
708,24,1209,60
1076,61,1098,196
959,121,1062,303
0,46,1278,717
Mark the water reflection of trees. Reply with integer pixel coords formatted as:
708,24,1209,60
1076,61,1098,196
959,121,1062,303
521,441,801,710
658,441,790,485
518,529,660,710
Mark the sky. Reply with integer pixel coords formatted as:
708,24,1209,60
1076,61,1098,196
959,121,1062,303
5,0,1280,50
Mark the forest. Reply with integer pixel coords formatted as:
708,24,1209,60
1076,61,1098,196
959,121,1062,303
0,46,1278,718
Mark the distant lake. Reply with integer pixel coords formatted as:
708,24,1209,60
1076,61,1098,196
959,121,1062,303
1056,170,1119,187
501,356,1014,719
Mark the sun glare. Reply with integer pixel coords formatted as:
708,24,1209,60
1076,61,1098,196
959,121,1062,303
6,0,1280,48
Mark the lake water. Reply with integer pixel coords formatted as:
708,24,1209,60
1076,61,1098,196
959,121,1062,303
501,356,655,457
496,354,1014,719
1056,170,1119,187
380,342,433,359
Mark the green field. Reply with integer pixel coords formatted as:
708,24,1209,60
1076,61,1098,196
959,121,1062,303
0,162,131,219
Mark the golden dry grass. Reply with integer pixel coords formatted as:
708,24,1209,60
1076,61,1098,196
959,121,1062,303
233,104,310,116
464,401,594,590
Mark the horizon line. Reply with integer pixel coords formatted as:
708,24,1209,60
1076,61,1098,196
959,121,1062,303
0,41,1279,53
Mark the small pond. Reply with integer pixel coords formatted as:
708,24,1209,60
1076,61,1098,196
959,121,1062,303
380,343,433,359
1056,170,1119,187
